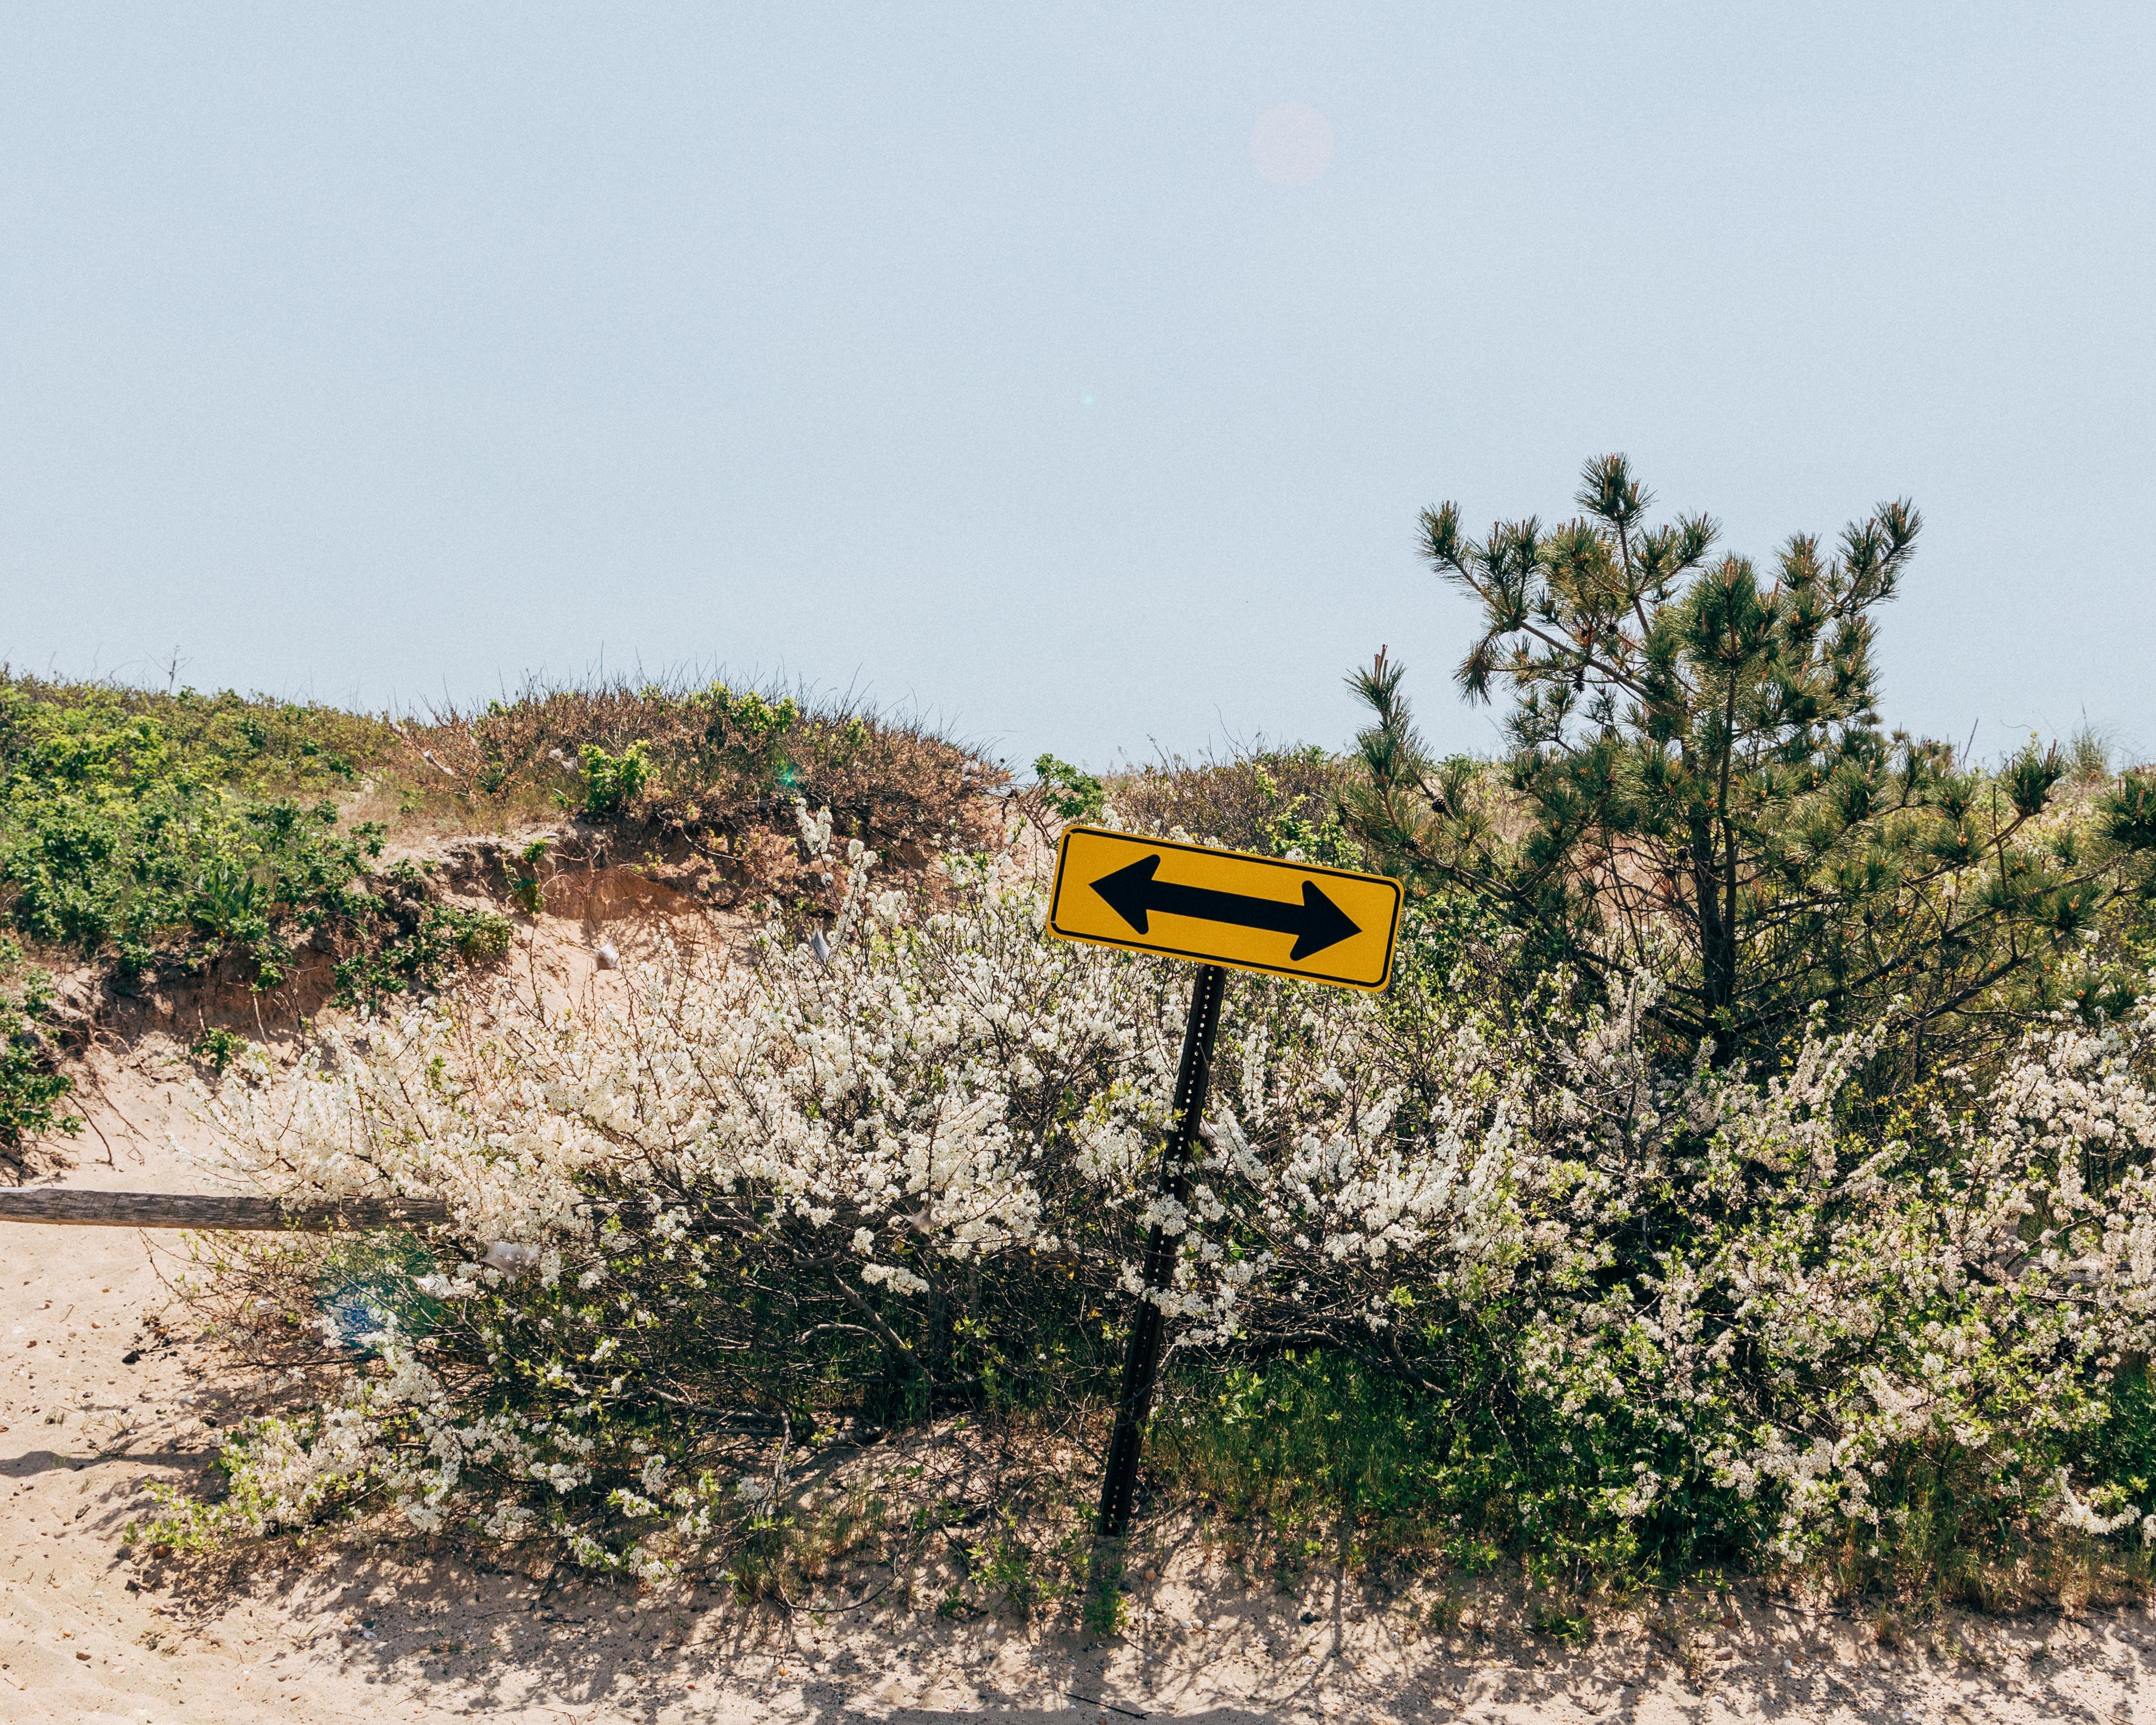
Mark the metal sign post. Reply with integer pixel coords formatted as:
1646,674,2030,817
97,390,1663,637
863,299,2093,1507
1095,961,1225,1540
1043,825,1403,1541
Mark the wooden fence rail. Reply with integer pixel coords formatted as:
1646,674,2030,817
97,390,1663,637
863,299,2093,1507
0,1190,451,1231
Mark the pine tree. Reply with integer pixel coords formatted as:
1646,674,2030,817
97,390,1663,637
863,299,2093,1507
1348,454,2153,1067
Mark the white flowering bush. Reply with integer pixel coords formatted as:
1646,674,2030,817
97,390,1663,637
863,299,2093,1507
154,836,2156,1589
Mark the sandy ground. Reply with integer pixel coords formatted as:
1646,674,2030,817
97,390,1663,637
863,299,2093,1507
9,1038,2156,1723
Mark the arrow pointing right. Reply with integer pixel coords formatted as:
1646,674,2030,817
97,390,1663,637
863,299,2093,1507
1090,854,1362,961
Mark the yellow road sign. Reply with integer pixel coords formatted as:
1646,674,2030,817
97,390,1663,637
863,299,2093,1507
1046,825,1402,992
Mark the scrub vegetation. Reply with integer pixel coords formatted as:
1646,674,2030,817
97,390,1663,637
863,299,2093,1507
0,934,79,1164
0,668,1002,1166
0,669,999,973
24,458,2156,1630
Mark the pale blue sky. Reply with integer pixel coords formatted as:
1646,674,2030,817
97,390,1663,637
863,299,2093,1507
5,4,2151,771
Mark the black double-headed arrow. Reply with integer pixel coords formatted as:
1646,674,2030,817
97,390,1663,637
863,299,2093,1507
1090,854,1362,961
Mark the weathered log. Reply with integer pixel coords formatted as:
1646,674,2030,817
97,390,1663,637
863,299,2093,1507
0,1190,450,1231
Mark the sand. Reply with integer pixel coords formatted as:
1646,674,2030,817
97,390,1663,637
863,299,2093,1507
7,1040,2156,1724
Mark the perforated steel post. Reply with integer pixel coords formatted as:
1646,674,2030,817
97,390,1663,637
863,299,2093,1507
1095,962,1228,1540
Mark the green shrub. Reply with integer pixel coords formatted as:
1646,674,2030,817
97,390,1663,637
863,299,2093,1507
0,680,522,1002
332,901,514,1008
577,742,651,819
1032,753,1105,823
0,685,387,982
508,839,548,914
0,937,79,1158
1156,1351,1533,1572
189,1026,252,1072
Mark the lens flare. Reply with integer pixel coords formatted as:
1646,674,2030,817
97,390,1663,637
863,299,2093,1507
1251,103,1334,187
